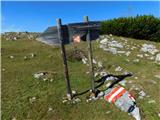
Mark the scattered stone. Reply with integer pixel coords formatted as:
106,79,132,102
149,56,154,60
24,56,28,60
48,107,53,112
74,98,81,103
100,38,108,45
109,34,113,37
2,68,5,71
2,32,40,41
115,66,123,72
29,97,36,103
138,90,146,99
106,111,111,114
125,51,131,56
50,79,53,82
72,90,77,95
125,59,130,62
62,99,68,103
155,53,160,62
104,47,117,54
62,97,81,104
134,77,138,79
9,55,14,59
148,100,156,104
128,80,133,84
98,61,103,68
141,44,159,55
144,54,149,57
137,54,143,58
108,40,123,48
34,72,46,79
94,72,99,77
82,57,88,64
43,78,47,81
30,53,36,58
133,59,140,63
100,71,107,76
148,80,157,84
154,75,160,79
92,59,97,64
158,113,160,117
117,51,125,54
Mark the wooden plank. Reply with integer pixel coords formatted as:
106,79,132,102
56,18,72,100
83,16,95,92
37,21,101,45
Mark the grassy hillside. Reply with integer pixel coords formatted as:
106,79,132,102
1,35,160,120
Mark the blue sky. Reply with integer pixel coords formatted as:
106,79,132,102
1,1,160,32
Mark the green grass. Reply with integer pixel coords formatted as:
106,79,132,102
2,36,160,120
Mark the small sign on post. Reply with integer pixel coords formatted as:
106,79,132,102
37,16,101,99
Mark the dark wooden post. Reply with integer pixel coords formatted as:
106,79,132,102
83,16,95,92
56,18,72,100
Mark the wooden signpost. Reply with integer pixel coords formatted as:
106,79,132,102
38,16,101,100
83,16,95,92
56,19,72,99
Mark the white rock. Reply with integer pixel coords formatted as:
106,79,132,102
48,107,53,111
115,66,123,72
141,44,159,55
74,98,81,103
62,99,68,103
133,59,140,63
24,56,27,60
117,51,125,54
126,59,130,62
109,34,113,37
82,57,88,64
108,40,123,48
50,79,53,82
154,75,160,79
149,56,154,60
94,72,99,77
104,47,117,54
43,78,47,81
138,91,146,99
100,38,108,45
148,100,156,104
10,55,14,59
155,53,160,62
34,72,45,79
144,54,149,57
106,111,111,114
134,77,138,79
2,68,5,71
98,61,103,68
137,54,143,58
125,51,131,56
30,53,35,58
100,71,107,76
92,59,97,64
72,90,77,95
